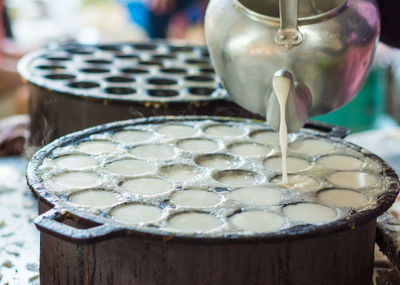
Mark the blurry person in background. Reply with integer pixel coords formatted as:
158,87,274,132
0,115,29,156
0,0,25,96
123,0,207,42
0,0,30,156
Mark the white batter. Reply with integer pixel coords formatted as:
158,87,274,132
168,212,221,232
230,211,284,233
272,75,290,184
290,139,335,155
69,189,119,208
120,177,172,196
327,171,377,189
105,159,155,176
112,130,153,144
263,156,310,172
130,144,175,160
250,130,280,146
178,138,219,153
78,141,117,154
272,174,319,192
228,143,271,157
283,203,337,224
215,170,257,187
317,189,368,208
228,186,282,206
195,154,237,169
158,124,196,138
171,189,221,208
317,155,363,171
54,155,98,170
204,125,245,137
111,204,163,225
160,165,202,182
53,172,101,189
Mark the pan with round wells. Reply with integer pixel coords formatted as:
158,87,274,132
26,116,399,285
18,42,256,148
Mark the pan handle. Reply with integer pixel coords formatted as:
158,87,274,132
303,121,350,138
34,209,125,244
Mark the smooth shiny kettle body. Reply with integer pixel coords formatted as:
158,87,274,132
205,0,380,132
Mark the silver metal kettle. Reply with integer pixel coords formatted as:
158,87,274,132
205,0,380,132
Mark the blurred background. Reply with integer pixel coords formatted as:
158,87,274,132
1,0,400,134
0,3,209,282
0,0,207,120
1,2,400,283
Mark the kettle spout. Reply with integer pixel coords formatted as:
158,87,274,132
266,70,312,133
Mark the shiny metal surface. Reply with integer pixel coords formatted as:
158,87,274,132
267,69,311,132
205,0,380,132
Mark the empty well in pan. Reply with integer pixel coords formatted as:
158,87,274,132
19,42,257,147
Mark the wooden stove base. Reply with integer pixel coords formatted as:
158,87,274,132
28,85,261,147
38,201,376,285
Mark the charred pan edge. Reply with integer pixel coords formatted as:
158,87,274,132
27,115,400,244
376,213,400,271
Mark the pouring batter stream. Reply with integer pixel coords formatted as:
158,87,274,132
272,75,291,184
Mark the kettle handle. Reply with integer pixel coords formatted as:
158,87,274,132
275,0,303,48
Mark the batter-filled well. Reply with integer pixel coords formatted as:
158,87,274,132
112,130,153,144
105,159,155,176
230,211,285,233
78,141,117,154
194,153,238,169
157,124,197,138
130,144,176,160
54,155,98,170
69,189,119,208
120,177,172,196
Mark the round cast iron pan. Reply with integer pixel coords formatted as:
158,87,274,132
26,116,399,244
